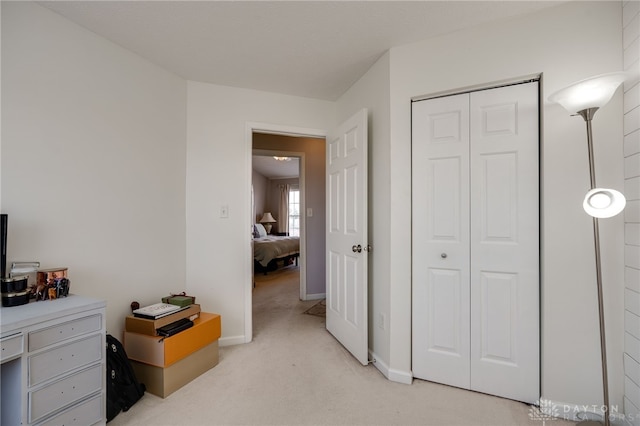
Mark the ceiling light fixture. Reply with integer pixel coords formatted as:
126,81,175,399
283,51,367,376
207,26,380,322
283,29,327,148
273,156,291,161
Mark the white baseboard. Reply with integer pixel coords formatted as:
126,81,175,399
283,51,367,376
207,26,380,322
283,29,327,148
369,350,413,385
538,398,630,425
219,335,246,347
389,368,413,385
369,350,389,378
304,293,325,301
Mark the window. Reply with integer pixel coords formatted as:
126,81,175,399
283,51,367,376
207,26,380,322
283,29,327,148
288,188,300,237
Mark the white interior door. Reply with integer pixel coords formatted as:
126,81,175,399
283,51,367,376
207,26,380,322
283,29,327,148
412,93,471,388
412,81,539,403
469,82,539,403
326,108,368,365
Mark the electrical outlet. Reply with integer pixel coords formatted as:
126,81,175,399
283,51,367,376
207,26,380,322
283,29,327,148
377,313,386,330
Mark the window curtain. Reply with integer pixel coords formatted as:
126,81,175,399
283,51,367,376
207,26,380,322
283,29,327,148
278,184,290,235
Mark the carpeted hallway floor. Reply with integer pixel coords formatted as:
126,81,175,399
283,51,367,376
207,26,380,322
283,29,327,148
109,266,575,425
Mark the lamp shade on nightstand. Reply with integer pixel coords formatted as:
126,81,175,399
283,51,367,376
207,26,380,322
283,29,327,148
259,212,276,234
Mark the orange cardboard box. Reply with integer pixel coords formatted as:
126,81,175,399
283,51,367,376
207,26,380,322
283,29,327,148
125,304,201,336
124,312,221,367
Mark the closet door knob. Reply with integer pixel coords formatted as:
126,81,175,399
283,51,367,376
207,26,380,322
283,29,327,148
441,253,448,259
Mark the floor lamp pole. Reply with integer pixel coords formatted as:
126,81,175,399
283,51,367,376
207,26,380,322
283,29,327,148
579,107,610,426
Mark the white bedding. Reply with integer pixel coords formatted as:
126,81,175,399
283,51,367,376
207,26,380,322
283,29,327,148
253,236,300,267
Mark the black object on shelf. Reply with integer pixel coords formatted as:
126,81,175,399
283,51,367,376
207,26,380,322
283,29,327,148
156,318,193,338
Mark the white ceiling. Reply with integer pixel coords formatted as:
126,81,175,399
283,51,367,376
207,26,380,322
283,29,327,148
37,1,566,101
253,155,300,180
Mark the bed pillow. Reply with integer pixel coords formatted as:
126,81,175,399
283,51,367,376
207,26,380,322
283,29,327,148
254,223,268,238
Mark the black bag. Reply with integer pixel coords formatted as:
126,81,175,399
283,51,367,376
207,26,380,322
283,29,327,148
106,334,146,423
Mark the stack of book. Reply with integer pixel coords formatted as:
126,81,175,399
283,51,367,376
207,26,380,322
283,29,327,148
131,303,196,337
161,294,195,307
132,303,184,320
127,302,201,337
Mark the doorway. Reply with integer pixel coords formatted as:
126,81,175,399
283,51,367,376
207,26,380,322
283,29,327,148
251,149,304,296
245,125,326,342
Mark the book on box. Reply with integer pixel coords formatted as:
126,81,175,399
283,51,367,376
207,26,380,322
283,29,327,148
133,303,186,319
125,304,201,336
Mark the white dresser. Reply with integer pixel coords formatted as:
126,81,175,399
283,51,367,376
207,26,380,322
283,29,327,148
0,295,106,425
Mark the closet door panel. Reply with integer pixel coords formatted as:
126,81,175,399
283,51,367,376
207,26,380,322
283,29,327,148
469,82,540,404
479,271,518,363
479,153,518,242
412,93,471,388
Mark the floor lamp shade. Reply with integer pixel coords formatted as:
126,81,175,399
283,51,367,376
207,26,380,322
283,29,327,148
548,71,628,115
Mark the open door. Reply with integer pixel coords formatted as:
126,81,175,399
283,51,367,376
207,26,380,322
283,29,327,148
326,108,369,365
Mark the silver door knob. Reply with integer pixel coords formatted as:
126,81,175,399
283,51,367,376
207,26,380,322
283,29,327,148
441,253,448,259
352,244,362,253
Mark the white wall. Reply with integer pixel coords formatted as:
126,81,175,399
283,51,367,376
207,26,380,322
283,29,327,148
380,0,625,414
335,52,395,379
0,2,3,209
1,2,188,339
623,0,640,423
185,81,333,345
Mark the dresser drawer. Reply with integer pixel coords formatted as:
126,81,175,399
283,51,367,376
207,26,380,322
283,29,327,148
29,334,102,386
35,393,103,426
29,314,101,351
1,332,24,363
29,363,103,424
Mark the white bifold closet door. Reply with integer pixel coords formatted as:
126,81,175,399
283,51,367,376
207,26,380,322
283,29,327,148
411,81,539,404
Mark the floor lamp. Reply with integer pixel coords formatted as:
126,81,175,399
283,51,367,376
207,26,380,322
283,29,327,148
549,72,628,426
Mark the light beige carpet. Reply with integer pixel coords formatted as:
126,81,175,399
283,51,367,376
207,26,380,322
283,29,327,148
109,266,575,426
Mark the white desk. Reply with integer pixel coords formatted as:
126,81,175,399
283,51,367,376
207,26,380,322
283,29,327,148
0,295,106,425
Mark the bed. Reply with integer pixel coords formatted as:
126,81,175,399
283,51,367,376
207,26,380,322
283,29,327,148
253,224,300,274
